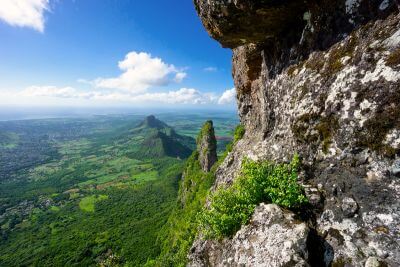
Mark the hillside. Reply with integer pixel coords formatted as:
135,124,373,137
0,113,237,266
130,115,195,159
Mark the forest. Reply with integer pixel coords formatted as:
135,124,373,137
0,112,237,266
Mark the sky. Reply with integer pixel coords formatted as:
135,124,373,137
0,0,235,109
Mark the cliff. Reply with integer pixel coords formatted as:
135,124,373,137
197,121,218,172
189,1,400,266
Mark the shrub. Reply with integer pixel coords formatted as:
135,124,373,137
198,154,308,239
233,124,245,143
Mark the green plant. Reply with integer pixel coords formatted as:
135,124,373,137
198,154,307,239
233,125,245,143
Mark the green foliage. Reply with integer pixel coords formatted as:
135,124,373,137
0,160,184,267
79,194,108,212
0,115,238,266
233,124,245,143
153,152,215,266
198,154,308,239
151,124,243,266
196,121,216,148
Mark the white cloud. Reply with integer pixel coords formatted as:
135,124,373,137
93,51,187,94
218,88,236,105
17,86,218,105
126,88,217,105
203,67,217,72
0,0,50,32
174,72,187,83
20,86,81,98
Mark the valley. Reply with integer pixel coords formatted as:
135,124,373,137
0,112,238,266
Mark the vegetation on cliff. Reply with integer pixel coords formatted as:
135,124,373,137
196,120,217,172
150,124,245,266
199,155,308,239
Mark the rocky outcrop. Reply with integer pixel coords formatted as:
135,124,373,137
197,121,217,172
191,0,400,266
189,204,309,267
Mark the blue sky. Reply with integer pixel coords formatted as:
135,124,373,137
0,0,235,108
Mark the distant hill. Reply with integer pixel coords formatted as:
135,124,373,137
130,115,195,159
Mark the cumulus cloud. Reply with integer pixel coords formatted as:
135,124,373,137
218,88,236,105
127,88,217,105
18,86,218,105
0,0,50,32
93,51,187,94
203,67,218,72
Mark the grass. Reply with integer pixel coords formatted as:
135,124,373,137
132,170,159,182
79,195,109,212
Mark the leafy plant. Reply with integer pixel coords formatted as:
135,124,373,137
233,124,245,143
198,154,307,239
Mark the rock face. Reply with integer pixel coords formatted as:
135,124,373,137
191,0,400,266
189,204,309,267
197,121,217,172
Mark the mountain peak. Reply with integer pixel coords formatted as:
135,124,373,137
140,115,168,129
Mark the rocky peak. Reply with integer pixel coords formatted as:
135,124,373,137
140,115,168,129
191,1,400,266
197,120,217,172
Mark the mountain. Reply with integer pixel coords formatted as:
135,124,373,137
184,1,400,267
130,115,195,159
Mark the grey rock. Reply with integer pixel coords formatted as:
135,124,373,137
191,1,400,266
189,204,309,267
365,256,387,267
391,159,400,177
341,197,359,218
303,184,323,209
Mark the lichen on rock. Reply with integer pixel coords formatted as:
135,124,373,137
190,0,400,266
189,204,310,267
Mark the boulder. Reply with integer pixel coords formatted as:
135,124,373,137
189,204,310,267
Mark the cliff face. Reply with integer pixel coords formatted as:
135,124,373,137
197,121,218,172
190,1,400,266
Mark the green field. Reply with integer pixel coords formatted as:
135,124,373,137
0,112,238,266
79,195,109,212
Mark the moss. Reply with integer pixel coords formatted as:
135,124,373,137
357,99,400,158
298,85,310,100
305,52,325,72
385,48,400,69
332,257,352,267
315,116,339,154
292,113,339,154
287,61,305,77
291,113,320,143
374,226,389,234
287,65,297,76
327,228,344,245
321,33,357,77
